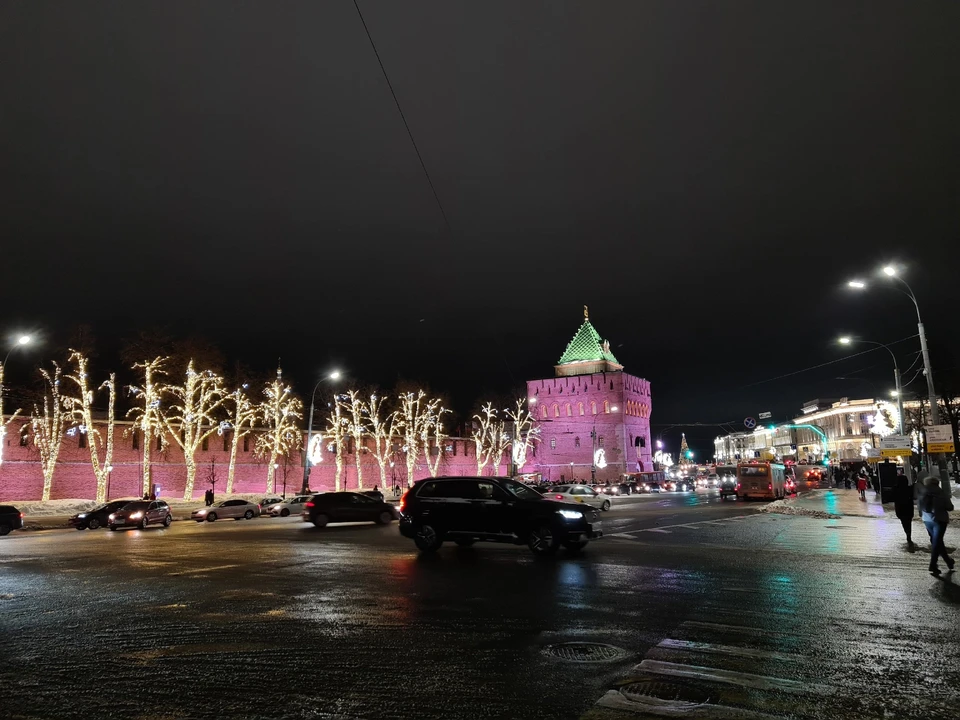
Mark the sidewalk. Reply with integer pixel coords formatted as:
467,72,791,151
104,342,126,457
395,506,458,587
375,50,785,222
766,486,960,521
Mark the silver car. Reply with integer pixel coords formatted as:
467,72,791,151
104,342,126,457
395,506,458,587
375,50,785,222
191,499,261,522
545,484,611,511
269,495,311,517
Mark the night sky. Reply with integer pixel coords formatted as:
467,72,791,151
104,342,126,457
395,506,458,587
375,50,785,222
2,2,958,457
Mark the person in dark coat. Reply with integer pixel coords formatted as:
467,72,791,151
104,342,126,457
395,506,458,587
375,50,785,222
892,476,916,548
918,476,955,577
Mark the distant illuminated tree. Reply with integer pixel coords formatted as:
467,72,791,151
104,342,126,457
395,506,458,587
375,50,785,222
0,361,23,468
366,393,396,489
471,402,499,475
395,391,435,486
505,398,540,473
489,416,512,476
63,351,117,503
256,367,303,494
31,363,69,501
162,360,227,501
339,390,368,490
421,401,450,478
126,357,168,497
323,395,349,492
221,384,257,494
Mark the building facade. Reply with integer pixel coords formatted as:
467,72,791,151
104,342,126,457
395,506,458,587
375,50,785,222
526,309,653,482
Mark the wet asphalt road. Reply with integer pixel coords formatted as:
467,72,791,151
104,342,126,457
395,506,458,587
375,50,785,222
1,490,958,720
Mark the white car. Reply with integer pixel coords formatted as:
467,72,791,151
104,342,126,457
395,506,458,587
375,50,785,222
546,484,611,511
268,495,311,517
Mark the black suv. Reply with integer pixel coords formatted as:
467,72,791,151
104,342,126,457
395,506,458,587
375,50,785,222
0,505,24,536
719,476,738,499
399,476,603,555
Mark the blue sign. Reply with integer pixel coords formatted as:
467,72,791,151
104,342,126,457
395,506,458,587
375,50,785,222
744,417,757,429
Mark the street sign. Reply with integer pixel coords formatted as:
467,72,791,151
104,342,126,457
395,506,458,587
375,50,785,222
880,435,912,458
744,417,757,429
758,411,772,420
925,425,956,454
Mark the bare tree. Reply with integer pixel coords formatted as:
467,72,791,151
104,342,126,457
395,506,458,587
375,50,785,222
471,402,498,475
221,384,257,494
324,394,349,491
256,367,303,494
126,357,168,497
339,390,368,490
366,393,396,489
421,402,450,478
63,351,117,503
504,398,541,474
0,361,23,467
395,390,435,486
31,363,69,501
162,360,227,501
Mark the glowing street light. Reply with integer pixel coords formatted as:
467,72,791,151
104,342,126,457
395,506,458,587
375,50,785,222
848,280,866,289
838,336,851,345
301,370,343,493
882,266,897,277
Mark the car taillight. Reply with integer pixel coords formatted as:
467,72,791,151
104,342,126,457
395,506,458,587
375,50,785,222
19,512,24,518
399,490,410,513
555,494,563,500
304,502,314,508
736,483,741,490
768,483,772,490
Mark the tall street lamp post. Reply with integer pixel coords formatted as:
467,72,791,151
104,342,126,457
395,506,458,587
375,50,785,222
300,370,341,494
849,266,948,491
1,334,32,418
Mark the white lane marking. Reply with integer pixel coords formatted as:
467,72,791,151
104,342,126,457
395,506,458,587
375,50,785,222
679,620,812,639
638,659,834,696
657,638,802,662
610,532,637,538
647,528,672,534
595,689,780,719
167,564,240,576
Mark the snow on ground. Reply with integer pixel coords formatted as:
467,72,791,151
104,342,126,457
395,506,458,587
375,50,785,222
760,500,841,520
8,492,287,518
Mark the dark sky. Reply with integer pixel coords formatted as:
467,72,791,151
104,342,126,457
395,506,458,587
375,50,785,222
2,2,958,457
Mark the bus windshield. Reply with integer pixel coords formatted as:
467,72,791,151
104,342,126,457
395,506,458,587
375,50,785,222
740,466,769,477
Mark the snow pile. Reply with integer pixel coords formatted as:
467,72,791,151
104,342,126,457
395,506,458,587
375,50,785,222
9,492,289,519
760,500,841,520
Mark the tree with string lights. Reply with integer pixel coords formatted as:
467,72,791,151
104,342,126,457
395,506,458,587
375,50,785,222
471,402,499,475
339,390,368,490
221,384,257,494
0,363,22,468
256,367,303,494
323,394,349,492
504,398,540,474
126,357,167,497
63,351,117,503
365,392,396,490
31,363,69,501
421,401,450,478
395,391,437,486
161,360,227,501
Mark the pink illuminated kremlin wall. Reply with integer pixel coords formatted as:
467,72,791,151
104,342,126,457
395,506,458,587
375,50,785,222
0,311,652,500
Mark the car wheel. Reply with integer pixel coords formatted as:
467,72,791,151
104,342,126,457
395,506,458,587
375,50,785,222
280,508,290,517
454,538,476,547
563,540,588,552
0,525,10,537
312,513,329,528
376,511,393,525
601,500,611,512
206,513,217,522
244,510,254,520
139,516,149,530
88,517,101,530
109,526,117,531
163,515,172,527
528,525,558,555
414,524,443,552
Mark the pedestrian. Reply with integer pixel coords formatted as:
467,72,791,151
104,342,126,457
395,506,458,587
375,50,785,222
843,469,851,490
393,483,400,498
856,474,867,501
205,489,213,507
892,476,915,549
918,476,955,577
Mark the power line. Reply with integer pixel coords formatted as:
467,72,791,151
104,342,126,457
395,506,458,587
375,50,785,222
351,0,453,235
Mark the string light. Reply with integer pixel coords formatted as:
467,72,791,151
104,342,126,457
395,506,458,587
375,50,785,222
395,390,436,486
0,362,23,468
221,384,258,494
366,393,397,488
323,393,349,491
339,390,368,489
420,400,450,478
31,362,68,501
504,398,541,473
256,366,303,495
472,402,499,475
162,359,228,500
126,357,168,497
64,351,116,503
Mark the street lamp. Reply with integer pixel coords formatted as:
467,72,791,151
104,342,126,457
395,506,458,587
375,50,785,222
836,336,905,434
2,334,32,368
300,370,342,494
849,266,947,489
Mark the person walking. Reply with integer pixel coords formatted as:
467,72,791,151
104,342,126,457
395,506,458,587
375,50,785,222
892,476,916,549
856,473,867,501
918,476,955,577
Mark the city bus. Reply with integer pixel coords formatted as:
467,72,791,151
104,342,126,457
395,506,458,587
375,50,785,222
736,461,786,500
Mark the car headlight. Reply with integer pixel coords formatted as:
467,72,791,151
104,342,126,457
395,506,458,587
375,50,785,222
78,514,87,519
558,509,583,520
108,514,115,520
130,511,143,519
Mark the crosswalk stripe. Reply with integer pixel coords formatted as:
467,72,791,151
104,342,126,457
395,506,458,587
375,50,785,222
637,659,835,695
656,638,802,662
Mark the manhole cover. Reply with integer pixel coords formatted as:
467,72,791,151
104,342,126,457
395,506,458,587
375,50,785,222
620,680,712,705
542,642,629,662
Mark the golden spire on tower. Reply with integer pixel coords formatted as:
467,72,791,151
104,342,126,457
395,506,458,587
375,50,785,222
583,305,589,320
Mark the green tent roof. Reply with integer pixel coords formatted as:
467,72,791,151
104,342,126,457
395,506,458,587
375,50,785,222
558,320,620,365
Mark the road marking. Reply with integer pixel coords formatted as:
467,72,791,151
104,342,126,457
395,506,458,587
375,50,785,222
647,528,672,534
167,564,240,576
679,620,812,639
594,688,780,719
638,659,834,695
610,532,637,538
657,638,802,662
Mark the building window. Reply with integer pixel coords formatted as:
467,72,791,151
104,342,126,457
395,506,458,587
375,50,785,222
552,403,560,418
79,431,87,449
575,436,581,448
598,436,604,447
604,400,610,413
157,435,163,451
540,405,548,420
243,435,250,452
202,436,209,451
223,431,230,451
578,402,584,416
565,403,572,417
591,401,597,415
550,437,557,449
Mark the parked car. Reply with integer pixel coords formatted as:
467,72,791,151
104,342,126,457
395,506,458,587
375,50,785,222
0,505,25,536
643,482,663,493
191,499,261,522
719,477,738,499
399,476,603,555
361,489,385,502
302,492,399,528
70,500,131,530
108,501,172,530
258,497,283,512
269,495,311,517
546,484,612,511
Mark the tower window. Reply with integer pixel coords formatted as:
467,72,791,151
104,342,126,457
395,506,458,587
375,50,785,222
578,402,584,416
550,438,557,449
604,400,610,413
565,403,572,417
552,403,559,418
591,401,597,415
575,436,581,448
598,436,604,448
